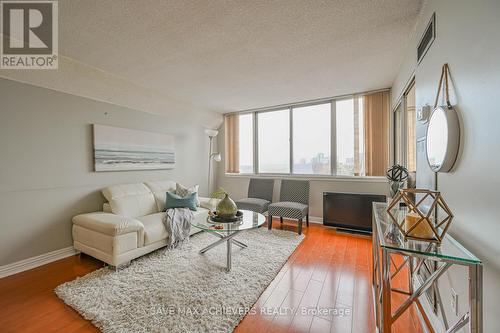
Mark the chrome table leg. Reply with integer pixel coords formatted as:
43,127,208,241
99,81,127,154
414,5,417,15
200,236,227,253
381,249,392,332
469,264,483,333
227,238,232,272
199,231,242,272
447,313,469,333
207,231,247,248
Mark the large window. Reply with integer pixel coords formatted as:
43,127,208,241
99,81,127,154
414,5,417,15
225,90,390,177
258,109,290,173
292,103,330,175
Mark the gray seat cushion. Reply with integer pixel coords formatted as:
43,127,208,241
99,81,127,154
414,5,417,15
248,179,274,202
268,201,308,220
235,198,271,213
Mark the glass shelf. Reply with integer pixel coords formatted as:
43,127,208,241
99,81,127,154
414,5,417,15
373,202,481,265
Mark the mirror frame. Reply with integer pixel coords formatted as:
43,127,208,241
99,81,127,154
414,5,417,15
426,106,460,172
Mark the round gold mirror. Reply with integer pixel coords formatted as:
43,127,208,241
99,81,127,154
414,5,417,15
426,106,460,172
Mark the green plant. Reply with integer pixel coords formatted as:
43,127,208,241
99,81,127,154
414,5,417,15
210,187,228,199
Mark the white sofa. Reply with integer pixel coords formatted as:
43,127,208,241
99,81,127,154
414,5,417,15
72,180,215,267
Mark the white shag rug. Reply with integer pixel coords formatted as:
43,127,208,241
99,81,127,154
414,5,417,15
56,228,304,333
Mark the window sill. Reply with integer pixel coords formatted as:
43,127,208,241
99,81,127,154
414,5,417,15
224,173,388,183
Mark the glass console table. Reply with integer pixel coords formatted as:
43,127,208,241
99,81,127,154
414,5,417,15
372,202,482,333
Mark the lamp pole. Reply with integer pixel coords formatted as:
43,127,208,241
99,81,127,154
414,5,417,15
205,129,220,195
208,135,213,193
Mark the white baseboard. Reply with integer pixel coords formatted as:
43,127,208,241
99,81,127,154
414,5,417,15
308,216,323,224
265,214,323,224
0,246,78,279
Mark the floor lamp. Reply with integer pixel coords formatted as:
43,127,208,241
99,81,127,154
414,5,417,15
205,129,221,195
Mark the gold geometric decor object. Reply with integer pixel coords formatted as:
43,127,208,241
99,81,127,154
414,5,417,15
386,188,454,243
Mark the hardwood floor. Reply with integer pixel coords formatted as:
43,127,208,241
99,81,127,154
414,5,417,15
0,219,422,333
235,220,375,333
0,253,102,333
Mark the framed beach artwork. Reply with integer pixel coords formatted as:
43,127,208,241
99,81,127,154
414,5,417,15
93,124,175,172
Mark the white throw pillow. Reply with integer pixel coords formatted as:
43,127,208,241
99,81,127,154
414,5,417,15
176,183,200,206
102,183,158,217
144,180,177,212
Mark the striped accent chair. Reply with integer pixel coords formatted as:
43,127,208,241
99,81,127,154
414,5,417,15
234,178,274,213
268,180,310,235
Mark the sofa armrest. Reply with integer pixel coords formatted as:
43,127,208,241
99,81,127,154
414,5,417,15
73,212,144,238
198,197,220,210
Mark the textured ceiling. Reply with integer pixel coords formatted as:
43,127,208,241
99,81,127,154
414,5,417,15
57,0,423,113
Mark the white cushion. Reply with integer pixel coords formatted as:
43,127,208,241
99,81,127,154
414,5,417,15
176,183,200,206
72,212,145,247
144,180,177,212
191,208,209,235
73,225,138,254
192,207,208,218
199,197,219,211
103,202,112,213
102,183,158,218
136,208,209,244
73,213,144,236
136,213,168,245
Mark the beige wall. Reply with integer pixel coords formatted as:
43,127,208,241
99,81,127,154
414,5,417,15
215,122,389,220
392,0,500,331
0,78,222,266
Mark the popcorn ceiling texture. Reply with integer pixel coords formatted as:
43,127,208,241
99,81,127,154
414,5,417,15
1,0,423,113
55,228,304,333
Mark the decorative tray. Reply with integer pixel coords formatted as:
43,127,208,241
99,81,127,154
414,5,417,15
208,210,243,223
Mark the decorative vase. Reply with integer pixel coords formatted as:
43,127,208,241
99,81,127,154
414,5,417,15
217,193,238,218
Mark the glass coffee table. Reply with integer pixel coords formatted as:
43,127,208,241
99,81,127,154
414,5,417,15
191,210,266,272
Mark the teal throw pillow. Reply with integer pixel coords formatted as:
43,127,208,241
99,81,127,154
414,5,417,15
165,191,197,211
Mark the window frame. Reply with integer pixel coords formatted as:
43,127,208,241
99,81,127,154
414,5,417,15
256,107,291,174
392,78,416,171
333,96,359,177
393,100,405,165
227,89,390,180
290,102,332,175
236,112,255,174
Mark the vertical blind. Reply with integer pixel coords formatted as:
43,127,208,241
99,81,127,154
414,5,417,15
364,91,390,176
224,114,240,173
